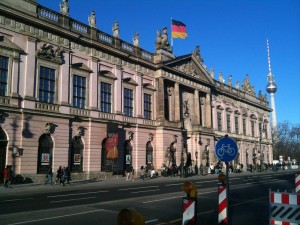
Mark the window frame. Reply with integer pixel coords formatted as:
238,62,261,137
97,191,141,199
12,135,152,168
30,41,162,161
0,55,9,96
123,87,134,117
143,92,152,120
70,68,90,109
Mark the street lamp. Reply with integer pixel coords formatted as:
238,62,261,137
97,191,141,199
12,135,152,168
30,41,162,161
180,100,189,178
259,121,265,172
195,151,198,175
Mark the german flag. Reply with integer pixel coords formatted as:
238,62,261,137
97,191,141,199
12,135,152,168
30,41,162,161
171,19,187,39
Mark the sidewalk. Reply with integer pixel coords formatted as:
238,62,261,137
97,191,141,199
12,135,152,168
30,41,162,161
0,169,298,197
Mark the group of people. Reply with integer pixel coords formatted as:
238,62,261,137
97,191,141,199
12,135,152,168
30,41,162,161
45,165,71,186
3,165,14,188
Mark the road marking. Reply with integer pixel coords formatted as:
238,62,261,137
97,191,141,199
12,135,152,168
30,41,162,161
131,189,160,194
2,198,35,202
146,219,158,223
50,196,96,203
47,190,108,198
143,195,184,203
4,209,117,225
118,185,159,191
164,183,181,186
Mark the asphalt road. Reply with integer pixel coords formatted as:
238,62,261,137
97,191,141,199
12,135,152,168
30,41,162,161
0,171,298,225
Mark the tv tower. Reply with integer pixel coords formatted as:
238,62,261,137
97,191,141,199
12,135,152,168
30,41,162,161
266,39,277,129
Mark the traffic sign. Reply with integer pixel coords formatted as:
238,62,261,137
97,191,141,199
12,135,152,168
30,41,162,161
215,136,238,162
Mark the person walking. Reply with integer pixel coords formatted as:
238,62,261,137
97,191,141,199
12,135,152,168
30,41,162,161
65,167,71,185
55,166,62,184
199,163,204,176
140,166,145,181
3,165,8,187
7,165,13,188
44,166,53,185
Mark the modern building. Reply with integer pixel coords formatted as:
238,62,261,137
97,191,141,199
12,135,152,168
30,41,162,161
0,0,273,182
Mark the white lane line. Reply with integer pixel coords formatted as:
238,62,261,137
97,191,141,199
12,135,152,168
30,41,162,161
47,190,108,198
131,189,160,194
142,195,185,203
50,196,96,203
4,209,117,225
195,180,216,184
146,219,158,224
2,198,35,202
165,183,181,186
118,185,159,191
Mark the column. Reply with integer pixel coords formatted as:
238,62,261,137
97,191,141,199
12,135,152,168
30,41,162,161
201,96,206,127
174,83,180,121
205,93,212,128
136,72,143,117
114,65,123,114
23,36,36,100
168,87,174,121
89,57,98,110
156,78,165,121
194,90,200,126
59,49,70,105
11,56,20,98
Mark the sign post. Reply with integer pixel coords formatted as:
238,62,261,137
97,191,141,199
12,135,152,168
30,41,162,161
215,135,238,225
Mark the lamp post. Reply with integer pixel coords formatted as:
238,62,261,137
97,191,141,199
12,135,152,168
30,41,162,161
180,100,189,178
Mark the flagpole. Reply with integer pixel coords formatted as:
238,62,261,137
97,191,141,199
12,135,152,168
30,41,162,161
170,17,173,49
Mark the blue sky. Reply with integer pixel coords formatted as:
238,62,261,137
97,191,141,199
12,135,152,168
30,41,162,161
38,0,300,125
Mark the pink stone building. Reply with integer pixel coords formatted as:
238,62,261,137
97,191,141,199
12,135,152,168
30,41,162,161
0,0,273,182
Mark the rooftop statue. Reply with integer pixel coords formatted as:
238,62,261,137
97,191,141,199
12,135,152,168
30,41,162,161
219,72,224,83
88,11,96,28
155,27,172,53
193,46,204,63
112,21,120,38
59,0,69,16
228,75,232,86
132,32,139,47
242,74,255,95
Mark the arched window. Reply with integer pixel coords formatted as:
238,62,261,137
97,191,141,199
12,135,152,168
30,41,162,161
37,133,53,174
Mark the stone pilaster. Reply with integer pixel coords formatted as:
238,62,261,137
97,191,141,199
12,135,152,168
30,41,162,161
174,82,180,122
114,65,123,114
193,90,200,126
201,96,206,127
205,93,212,128
89,57,99,110
157,78,165,121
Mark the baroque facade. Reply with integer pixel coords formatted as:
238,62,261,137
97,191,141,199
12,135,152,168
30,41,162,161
0,0,273,182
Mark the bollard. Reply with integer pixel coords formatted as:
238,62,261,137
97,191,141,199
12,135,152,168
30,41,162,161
117,208,145,225
218,173,228,225
296,174,300,194
182,181,197,225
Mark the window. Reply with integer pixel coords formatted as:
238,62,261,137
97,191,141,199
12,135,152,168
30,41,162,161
235,116,239,134
144,93,151,119
226,114,231,133
124,88,133,116
217,112,222,131
0,56,9,96
100,82,111,113
251,120,255,137
39,66,55,103
243,118,246,135
73,75,86,109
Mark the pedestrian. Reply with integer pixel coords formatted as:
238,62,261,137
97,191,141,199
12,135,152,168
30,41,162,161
65,167,71,185
199,163,204,176
7,165,14,188
3,165,8,187
130,166,134,181
140,166,145,181
60,166,66,186
44,166,53,185
55,166,62,184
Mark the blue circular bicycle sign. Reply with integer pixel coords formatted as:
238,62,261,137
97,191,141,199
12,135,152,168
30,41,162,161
215,136,238,162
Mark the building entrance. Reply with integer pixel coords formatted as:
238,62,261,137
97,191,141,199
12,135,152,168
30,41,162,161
0,127,8,183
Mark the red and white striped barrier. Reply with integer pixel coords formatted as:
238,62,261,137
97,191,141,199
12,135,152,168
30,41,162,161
296,174,300,194
182,198,196,225
269,190,300,225
218,185,227,225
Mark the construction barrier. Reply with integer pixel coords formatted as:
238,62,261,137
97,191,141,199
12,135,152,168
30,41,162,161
296,174,300,194
182,181,197,225
218,184,227,225
269,189,300,225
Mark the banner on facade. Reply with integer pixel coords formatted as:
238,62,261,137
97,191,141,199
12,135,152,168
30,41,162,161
105,133,119,159
41,153,50,165
74,154,81,165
